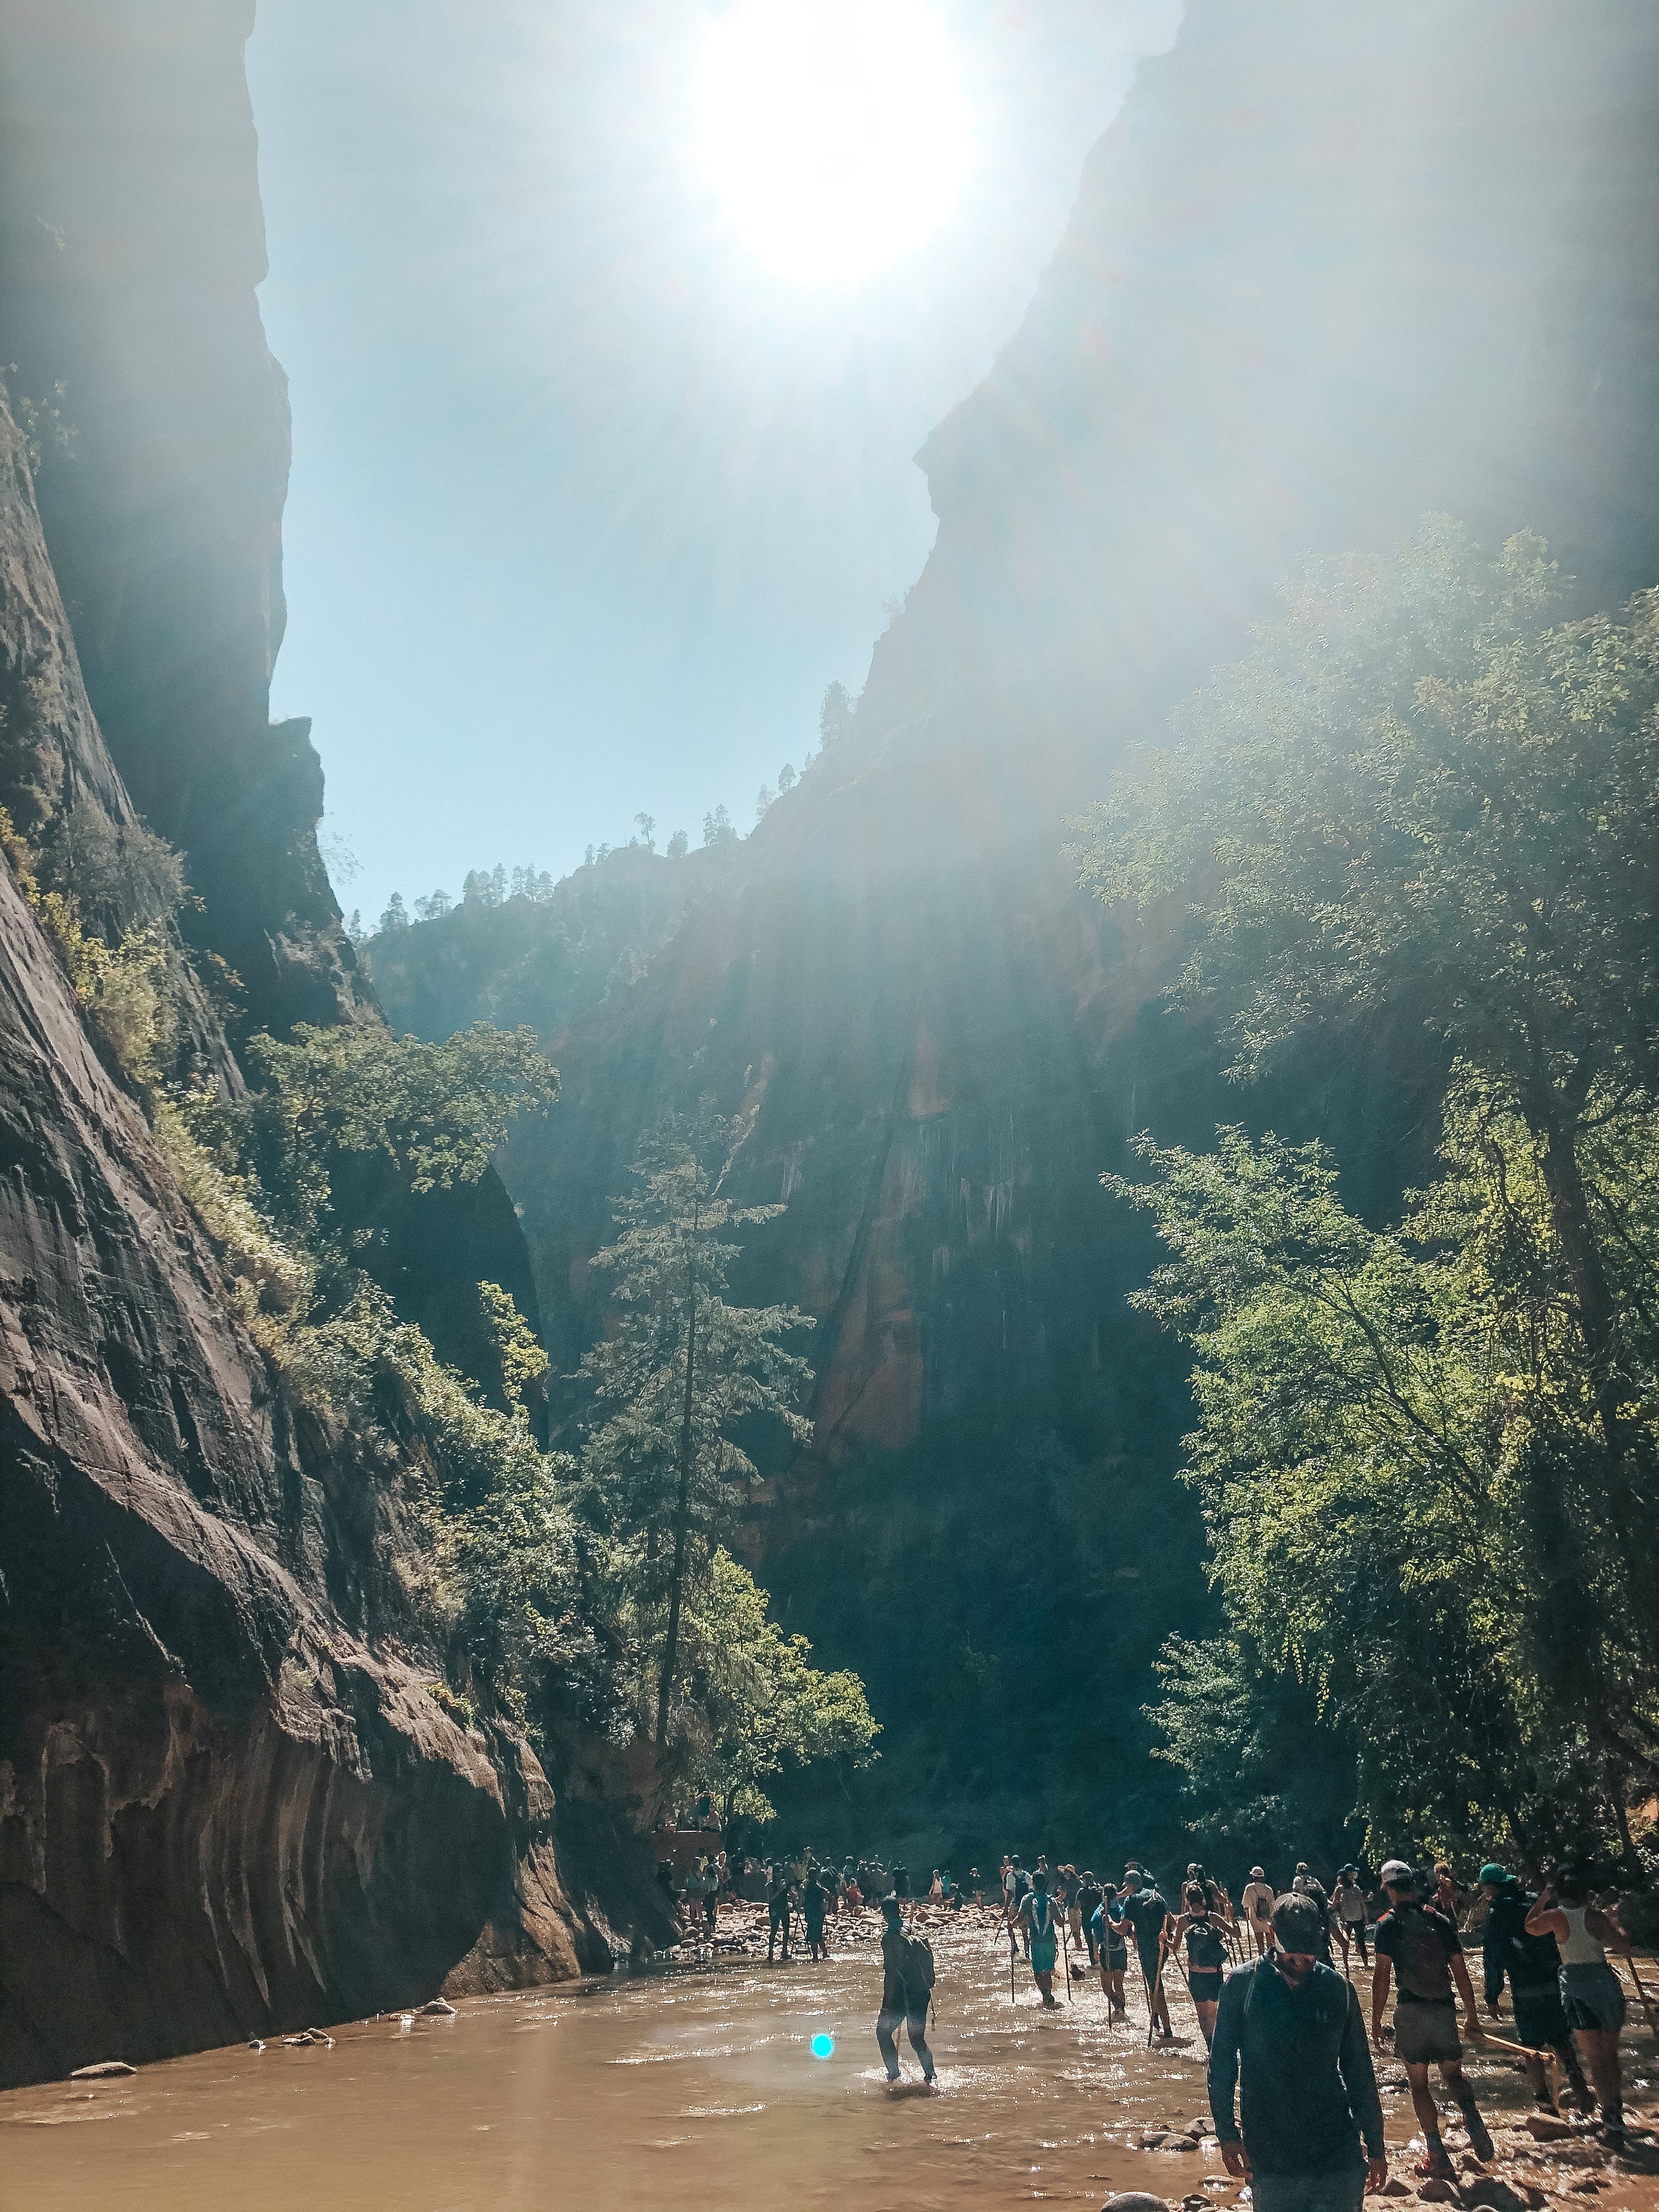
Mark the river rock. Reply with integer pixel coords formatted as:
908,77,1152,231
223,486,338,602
1462,2180,1526,2210
1101,2195,1172,2212
1523,2115,1573,2142
1162,2136,1200,2153
421,1999,458,2017
70,2061,134,2080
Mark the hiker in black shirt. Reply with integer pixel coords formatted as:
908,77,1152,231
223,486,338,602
802,1868,830,1962
1121,1877,1176,2041
1209,1894,1387,2212
766,1870,793,1964
876,1897,935,2085
1372,1860,1491,2180
1478,1864,1590,2112
1173,1883,1231,2045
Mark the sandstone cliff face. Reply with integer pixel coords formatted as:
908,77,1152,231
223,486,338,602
0,387,669,2088
0,0,368,1041
0,4,672,2086
424,0,1659,1852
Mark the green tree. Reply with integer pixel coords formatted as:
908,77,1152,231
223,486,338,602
1075,522,1659,1479
1111,1090,1659,1857
680,1548,878,1822
578,1124,814,1746
251,1019,557,1198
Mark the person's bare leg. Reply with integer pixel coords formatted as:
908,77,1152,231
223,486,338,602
1404,2062,1448,2162
1440,2059,1493,2160
1575,2029,1622,2129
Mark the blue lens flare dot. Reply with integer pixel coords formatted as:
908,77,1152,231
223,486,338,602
810,2032,834,2059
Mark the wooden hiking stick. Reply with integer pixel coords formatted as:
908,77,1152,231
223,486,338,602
1145,1931,1166,2050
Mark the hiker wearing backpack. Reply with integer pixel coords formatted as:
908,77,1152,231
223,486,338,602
877,1897,936,2085
1020,1869,1064,2008
766,1867,793,1964
1479,1865,1592,2114
1121,1873,1178,2041
1371,1860,1492,2181
1209,1893,1388,2212
1173,1883,1231,2045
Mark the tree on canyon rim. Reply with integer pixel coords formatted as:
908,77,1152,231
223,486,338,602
576,1122,815,1748
1075,518,1659,1852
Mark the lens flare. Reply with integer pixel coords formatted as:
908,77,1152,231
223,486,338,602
810,2031,835,2058
693,0,973,285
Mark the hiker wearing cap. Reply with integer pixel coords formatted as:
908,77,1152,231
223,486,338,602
1479,1865,1592,2114
1209,1893,1387,2211
1372,1861,1492,2180
1092,1886,1131,2019
876,1897,936,2085
1333,1869,1370,1969
1526,1863,1633,2145
1241,1867,1276,1956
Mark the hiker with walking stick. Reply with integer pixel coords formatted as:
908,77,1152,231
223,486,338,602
1372,1859,1493,2182
1092,1888,1130,2019
1020,1868,1064,2008
1121,1871,1178,2043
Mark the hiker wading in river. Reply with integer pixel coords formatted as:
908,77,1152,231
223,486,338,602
1371,1859,1492,2180
1020,1869,1063,2007
1526,1863,1634,2145
1209,1893,1388,2212
876,1897,936,2085
1480,1863,1592,2115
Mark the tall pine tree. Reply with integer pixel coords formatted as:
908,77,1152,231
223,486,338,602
577,1125,813,1746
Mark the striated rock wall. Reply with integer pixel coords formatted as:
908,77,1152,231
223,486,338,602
0,0,369,1041
0,388,670,2086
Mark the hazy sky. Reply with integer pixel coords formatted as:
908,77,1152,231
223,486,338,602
247,0,1181,924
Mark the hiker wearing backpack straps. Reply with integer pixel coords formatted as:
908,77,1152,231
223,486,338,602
1209,1893,1388,2212
877,1897,936,2085
1173,1883,1232,2045
1020,1869,1064,2008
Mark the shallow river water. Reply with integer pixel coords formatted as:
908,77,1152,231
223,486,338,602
4,1910,1657,2212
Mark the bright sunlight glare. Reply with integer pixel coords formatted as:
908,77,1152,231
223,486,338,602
693,0,974,286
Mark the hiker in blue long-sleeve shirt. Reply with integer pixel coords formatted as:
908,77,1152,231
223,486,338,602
1209,1895,1388,2212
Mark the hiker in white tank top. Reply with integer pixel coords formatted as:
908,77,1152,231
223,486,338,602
1556,1905,1606,1965
1526,1872,1633,2145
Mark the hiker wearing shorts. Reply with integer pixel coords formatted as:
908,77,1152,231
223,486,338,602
1210,1893,1387,2212
1372,1860,1491,2181
1241,1867,1276,1957
876,1897,935,2084
1527,1864,1633,2145
1020,1869,1064,2008
1173,1883,1231,2045
1480,1865,1591,2114
1092,1889,1130,2019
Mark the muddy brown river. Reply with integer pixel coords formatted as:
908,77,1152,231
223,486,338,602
4,1911,1656,2211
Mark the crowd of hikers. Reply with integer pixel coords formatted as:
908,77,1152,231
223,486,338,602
657,1838,1651,2197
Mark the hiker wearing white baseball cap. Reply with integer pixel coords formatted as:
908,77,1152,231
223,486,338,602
1372,1861,1491,2182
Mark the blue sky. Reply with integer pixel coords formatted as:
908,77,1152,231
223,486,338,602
247,0,1180,926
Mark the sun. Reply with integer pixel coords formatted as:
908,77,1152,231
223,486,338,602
692,0,973,286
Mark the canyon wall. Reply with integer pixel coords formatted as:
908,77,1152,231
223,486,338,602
0,3,670,2089
374,0,1659,1859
